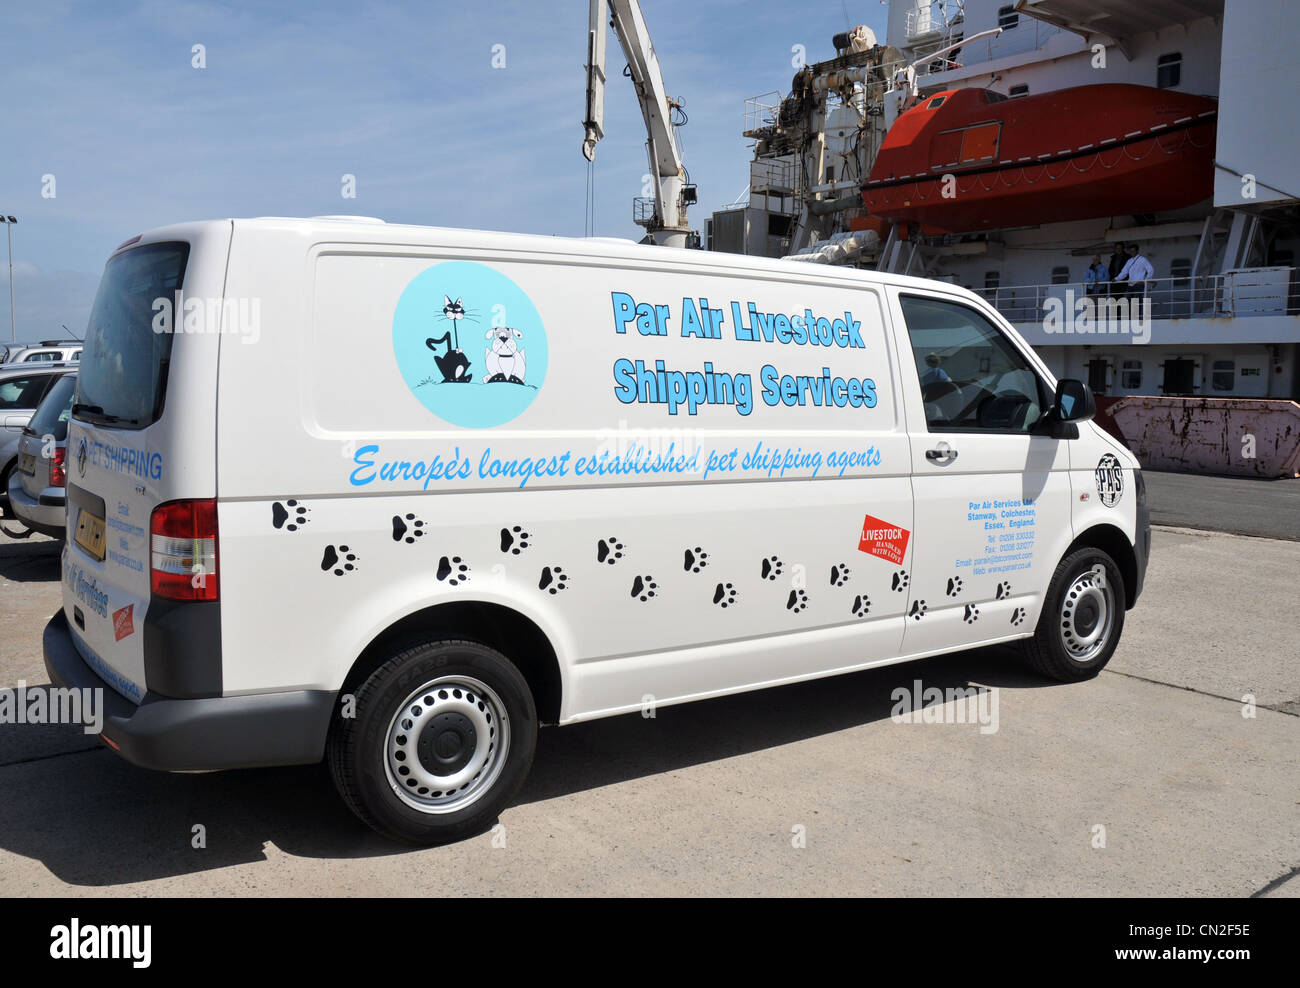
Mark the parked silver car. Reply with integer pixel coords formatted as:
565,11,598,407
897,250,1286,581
0,364,76,517
7,372,76,537
0,340,82,364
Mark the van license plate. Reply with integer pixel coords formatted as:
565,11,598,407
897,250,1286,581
74,507,106,560
18,452,36,475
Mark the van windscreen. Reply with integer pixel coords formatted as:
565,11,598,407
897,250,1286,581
77,241,189,428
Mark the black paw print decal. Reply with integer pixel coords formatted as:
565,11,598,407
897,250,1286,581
538,566,569,594
1010,607,1026,626
392,513,426,543
500,526,531,555
272,500,309,531
597,536,625,565
829,563,851,587
996,582,1012,600
712,582,737,608
630,574,658,601
946,576,963,597
963,603,979,624
786,589,808,613
908,599,927,620
761,556,784,581
891,570,910,591
321,544,357,575
851,594,870,618
436,555,470,585
684,546,709,572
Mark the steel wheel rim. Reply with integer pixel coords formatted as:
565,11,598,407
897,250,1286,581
1059,564,1115,663
383,675,510,814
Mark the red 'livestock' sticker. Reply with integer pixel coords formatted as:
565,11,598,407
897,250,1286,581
858,514,910,565
113,604,135,642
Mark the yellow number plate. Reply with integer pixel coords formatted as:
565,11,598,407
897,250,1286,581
74,507,106,560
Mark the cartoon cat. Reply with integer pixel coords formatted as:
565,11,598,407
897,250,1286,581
426,295,472,383
484,327,526,385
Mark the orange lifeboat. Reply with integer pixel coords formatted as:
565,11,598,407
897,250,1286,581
862,84,1217,234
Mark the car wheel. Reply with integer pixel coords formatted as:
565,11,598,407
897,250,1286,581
328,638,537,845
1021,547,1126,682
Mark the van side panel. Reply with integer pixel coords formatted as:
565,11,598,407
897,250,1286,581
216,228,918,720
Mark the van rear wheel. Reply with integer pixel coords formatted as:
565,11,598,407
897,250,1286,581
328,639,537,845
1021,547,1125,682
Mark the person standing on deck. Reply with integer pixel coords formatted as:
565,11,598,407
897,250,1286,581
1113,244,1154,298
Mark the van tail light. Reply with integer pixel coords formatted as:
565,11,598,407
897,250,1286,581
49,448,67,488
150,499,219,601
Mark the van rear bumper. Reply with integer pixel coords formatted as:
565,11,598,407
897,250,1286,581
43,609,336,772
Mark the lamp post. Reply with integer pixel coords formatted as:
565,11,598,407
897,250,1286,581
0,215,15,344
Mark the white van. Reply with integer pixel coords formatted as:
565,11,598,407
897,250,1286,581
45,218,1149,844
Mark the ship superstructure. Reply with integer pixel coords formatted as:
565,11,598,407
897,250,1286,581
710,0,1299,407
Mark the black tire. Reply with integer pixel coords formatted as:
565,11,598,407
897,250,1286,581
1021,546,1126,682
327,638,537,845
0,459,14,514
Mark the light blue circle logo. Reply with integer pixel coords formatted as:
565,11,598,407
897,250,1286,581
393,261,548,428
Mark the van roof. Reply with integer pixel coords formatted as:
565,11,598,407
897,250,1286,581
127,216,989,303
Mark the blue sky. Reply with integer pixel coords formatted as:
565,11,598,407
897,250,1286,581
0,0,889,341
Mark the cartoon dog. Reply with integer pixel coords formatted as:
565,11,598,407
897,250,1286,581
484,327,526,385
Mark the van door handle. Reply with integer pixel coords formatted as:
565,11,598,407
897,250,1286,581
926,447,958,462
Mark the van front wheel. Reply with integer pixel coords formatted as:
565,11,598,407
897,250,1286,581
328,639,537,845
1021,547,1125,682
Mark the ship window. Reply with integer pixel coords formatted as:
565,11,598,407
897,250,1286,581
1211,359,1235,391
1008,84,1029,98
984,90,1007,103
767,214,794,237
1051,266,1070,285
997,6,1019,29
1157,53,1182,89
1121,360,1142,390
1086,359,1109,394
983,271,1000,301
927,95,947,109
826,165,835,182
1170,257,1192,287
1162,358,1196,395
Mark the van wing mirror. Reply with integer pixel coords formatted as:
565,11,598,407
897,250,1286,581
1053,378,1095,423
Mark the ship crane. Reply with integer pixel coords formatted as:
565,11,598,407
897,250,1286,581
582,0,697,248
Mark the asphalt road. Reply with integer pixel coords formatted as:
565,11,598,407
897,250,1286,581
1145,471,1300,541
0,521,1295,897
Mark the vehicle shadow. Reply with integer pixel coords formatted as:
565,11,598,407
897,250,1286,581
0,645,1057,887
0,531,61,583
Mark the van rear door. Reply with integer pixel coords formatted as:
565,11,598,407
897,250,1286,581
64,227,228,702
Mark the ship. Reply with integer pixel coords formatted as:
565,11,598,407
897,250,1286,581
708,0,1300,476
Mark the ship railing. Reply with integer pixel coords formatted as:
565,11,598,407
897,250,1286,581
983,270,1300,324
744,92,783,138
886,17,1067,87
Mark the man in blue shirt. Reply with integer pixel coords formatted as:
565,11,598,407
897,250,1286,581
1083,255,1109,297
920,352,951,387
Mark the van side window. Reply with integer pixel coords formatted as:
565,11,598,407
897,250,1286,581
899,294,1046,433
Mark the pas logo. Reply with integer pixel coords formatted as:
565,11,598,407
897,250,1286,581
112,604,134,642
858,514,911,565
1095,454,1123,507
